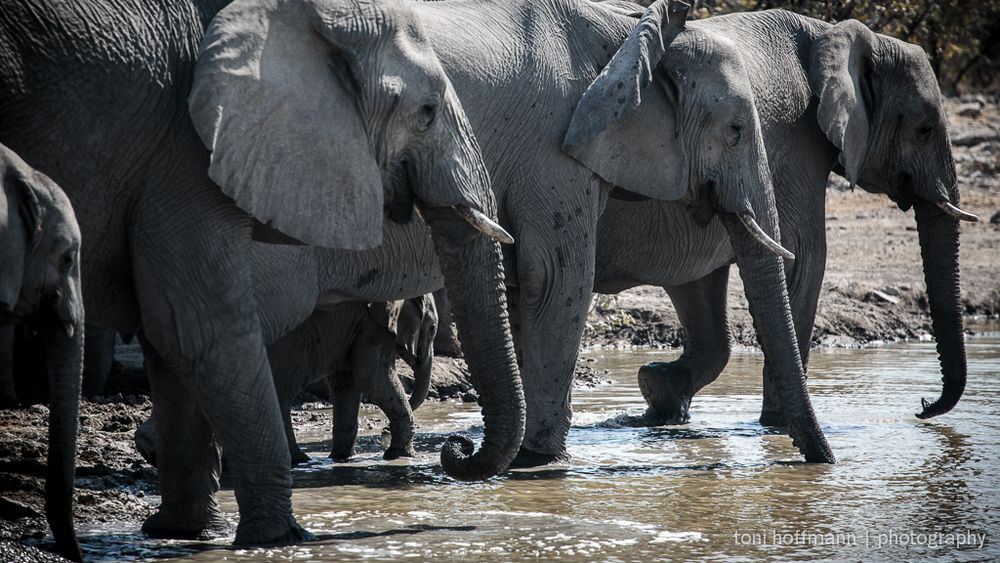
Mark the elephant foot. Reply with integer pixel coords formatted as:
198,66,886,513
383,444,416,460
759,410,787,427
290,447,311,466
329,447,355,463
637,362,693,424
509,446,569,469
142,505,232,540
234,514,313,546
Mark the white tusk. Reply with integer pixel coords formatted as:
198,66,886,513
935,201,980,223
737,213,795,261
453,205,515,245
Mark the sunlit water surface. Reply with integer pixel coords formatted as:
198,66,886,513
75,326,999,561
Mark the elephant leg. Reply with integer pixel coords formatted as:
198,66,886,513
280,397,311,465
139,338,229,539
0,325,17,408
351,315,415,460
330,369,361,462
761,209,826,426
512,214,596,466
82,325,116,398
130,173,303,544
639,265,732,424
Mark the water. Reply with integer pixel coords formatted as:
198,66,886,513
76,327,1000,561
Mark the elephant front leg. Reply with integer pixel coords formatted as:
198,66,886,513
350,316,416,460
761,213,826,427
511,222,596,466
330,369,362,461
131,181,305,545
140,339,229,540
639,265,732,424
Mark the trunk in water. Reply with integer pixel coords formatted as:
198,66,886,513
45,322,84,562
722,214,835,463
914,201,966,418
424,209,525,480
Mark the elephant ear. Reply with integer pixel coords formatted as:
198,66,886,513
809,19,877,189
562,0,690,201
189,0,383,250
0,157,42,310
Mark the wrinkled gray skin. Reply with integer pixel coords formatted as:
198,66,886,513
408,0,831,464
1,0,523,545
595,9,973,426
180,0,827,467
0,144,84,562
267,296,437,464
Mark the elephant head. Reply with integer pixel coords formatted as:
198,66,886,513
383,295,437,410
189,0,523,480
809,21,976,419
0,144,84,562
562,1,833,462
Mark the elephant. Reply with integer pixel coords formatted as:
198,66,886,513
199,0,832,464
267,296,438,464
1,0,524,544
590,9,977,426
0,144,85,562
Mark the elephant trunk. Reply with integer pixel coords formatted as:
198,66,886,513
722,213,835,463
408,348,432,411
44,318,84,562
913,200,966,418
423,208,524,481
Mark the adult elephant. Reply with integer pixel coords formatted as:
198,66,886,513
0,0,523,545
591,9,976,425
0,145,85,562
200,0,832,464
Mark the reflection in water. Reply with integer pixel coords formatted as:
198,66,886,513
74,328,999,561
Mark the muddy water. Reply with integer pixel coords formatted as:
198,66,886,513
80,328,999,561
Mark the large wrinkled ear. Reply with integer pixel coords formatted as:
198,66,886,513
563,0,690,201
809,19,877,188
0,170,38,309
189,0,383,250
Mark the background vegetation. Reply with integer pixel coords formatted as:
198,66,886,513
634,0,1000,94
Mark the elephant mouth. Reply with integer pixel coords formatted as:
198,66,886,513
391,159,514,245
893,172,979,222
689,180,794,260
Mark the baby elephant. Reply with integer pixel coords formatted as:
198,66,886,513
269,295,438,463
0,144,84,562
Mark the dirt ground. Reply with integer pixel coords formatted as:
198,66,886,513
1,96,997,560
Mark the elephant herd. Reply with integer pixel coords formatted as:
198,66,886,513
0,0,976,560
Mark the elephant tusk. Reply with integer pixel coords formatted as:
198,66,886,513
935,201,980,223
737,213,795,261
453,205,515,245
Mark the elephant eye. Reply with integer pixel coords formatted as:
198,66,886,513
727,123,743,147
417,101,438,132
60,250,75,273
915,124,934,143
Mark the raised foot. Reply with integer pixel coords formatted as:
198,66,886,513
234,515,313,545
509,447,569,469
142,507,233,540
637,362,693,424
758,410,787,427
